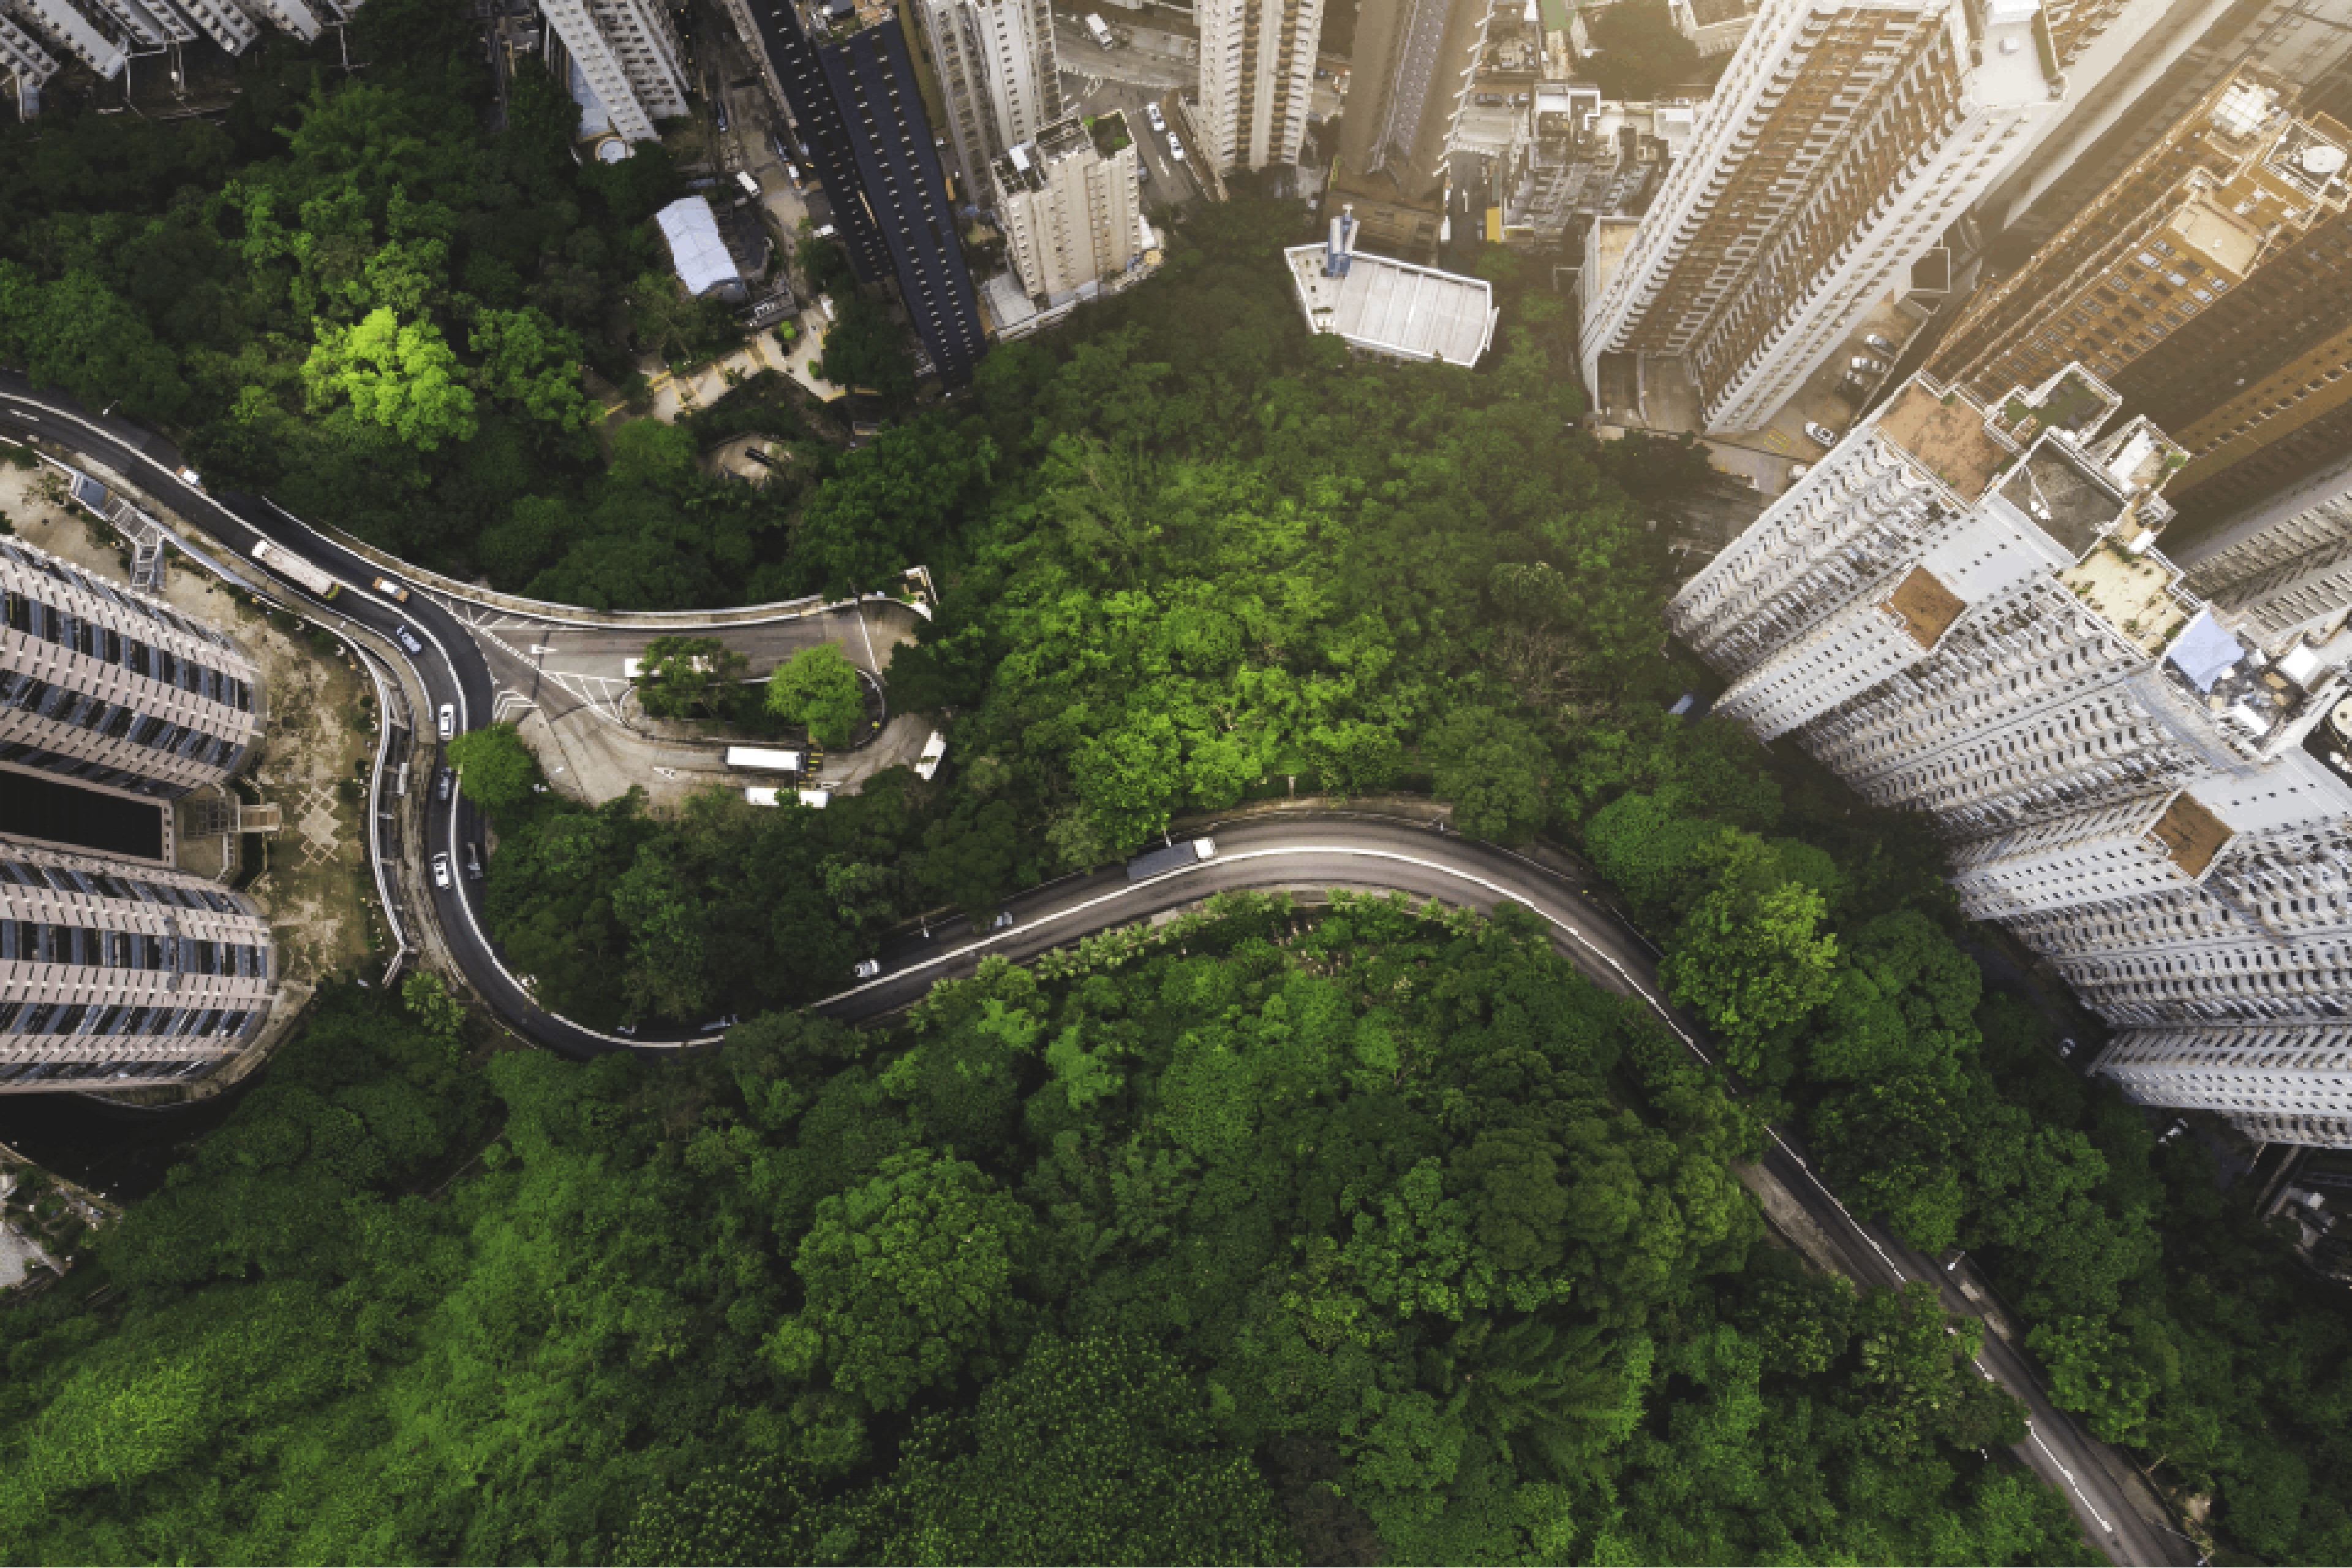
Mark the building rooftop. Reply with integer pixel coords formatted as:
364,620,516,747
2007,441,2135,559
1283,244,1498,366
2150,790,2233,880
2058,540,2193,651
654,197,742,299
1883,566,1967,649
1875,381,2015,499
2168,197,2264,276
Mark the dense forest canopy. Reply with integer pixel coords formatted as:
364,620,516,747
2,19,2351,1565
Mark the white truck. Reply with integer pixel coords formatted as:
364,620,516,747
1084,12,1115,48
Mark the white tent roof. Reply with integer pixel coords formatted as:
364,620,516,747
655,197,741,299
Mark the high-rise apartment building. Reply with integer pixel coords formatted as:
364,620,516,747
3,0,124,75
2176,451,2352,643
1579,0,2064,435
1340,0,1492,198
1928,70,2351,405
0,535,263,802
1673,363,2352,1147
737,0,987,383
1198,0,1327,171
914,0,1061,192
541,0,689,145
0,839,275,1094
990,111,1143,303
0,9,58,87
1987,0,2352,246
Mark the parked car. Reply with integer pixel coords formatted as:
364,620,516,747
1167,130,1185,161
1804,421,1840,447
394,624,425,656
373,576,410,603
1850,355,1890,377
1137,157,1153,183
437,703,455,741
434,766,454,804
431,853,451,889
1473,92,1504,107
1145,101,1166,133
853,958,882,979
1862,331,1896,355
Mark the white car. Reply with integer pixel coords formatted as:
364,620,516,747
1863,331,1897,356
1804,421,1840,448
853,959,882,979
1167,130,1185,162
437,704,455,741
1145,101,1166,134
431,853,451,889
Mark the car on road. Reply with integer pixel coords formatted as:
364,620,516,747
176,466,204,491
1137,157,1152,183
464,841,484,881
1850,355,1890,377
714,100,728,132
853,958,882,979
431,853,451,889
394,624,425,656
434,767,454,804
990,911,1016,930
1473,92,1504,107
1167,130,1185,161
1804,421,1841,447
437,703,455,741
1145,101,1166,133
1863,331,1897,355
614,1023,637,1037
373,576,410,603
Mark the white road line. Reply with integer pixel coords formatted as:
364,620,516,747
2032,1429,2116,1534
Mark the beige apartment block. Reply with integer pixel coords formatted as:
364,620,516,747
0,839,274,1093
1929,69,2350,407
1198,0,1325,170
916,0,1062,190
0,534,262,801
991,112,1143,302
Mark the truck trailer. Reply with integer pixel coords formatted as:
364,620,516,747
1125,836,1215,881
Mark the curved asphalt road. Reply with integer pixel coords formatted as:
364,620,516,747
0,378,2193,1566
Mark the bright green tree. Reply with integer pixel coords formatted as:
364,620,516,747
634,635,749,720
764,643,865,747
443,722,537,812
302,306,478,450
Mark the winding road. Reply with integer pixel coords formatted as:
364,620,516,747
0,376,2196,1566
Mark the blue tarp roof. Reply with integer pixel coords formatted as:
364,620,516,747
2165,608,2245,693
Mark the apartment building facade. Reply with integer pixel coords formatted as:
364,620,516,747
1578,0,2064,435
1928,70,2351,406
0,7,57,85
1672,363,2352,1145
1340,0,1492,198
915,0,1061,192
1988,0,2352,244
0,839,274,1093
0,534,262,802
737,0,986,383
1198,0,1325,170
2176,451,2352,644
990,111,1142,302
540,0,689,144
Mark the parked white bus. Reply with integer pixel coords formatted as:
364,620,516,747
726,746,804,772
249,538,341,601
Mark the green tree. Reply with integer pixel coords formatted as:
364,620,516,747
764,643,865,747
1428,706,1553,843
2029,1315,2156,1445
1660,840,1839,1078
1583,0,1701,100
302,306,478,450
634,635,750,720
443,722,537,812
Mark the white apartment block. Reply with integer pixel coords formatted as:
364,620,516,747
2178,452,2352,646
1673,363,2352,1147
0,839,274,1093
0,8,58,83
1578,0,2063,435
990,111,1142,302
918,0,1061,192
541,0,688,145
3,0,124,76
170,0,260,51
1197,0,1324,170
0,533,262,801
232,0,320,42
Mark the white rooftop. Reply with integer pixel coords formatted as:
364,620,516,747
1282,244,1499,366
654,197,741,299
